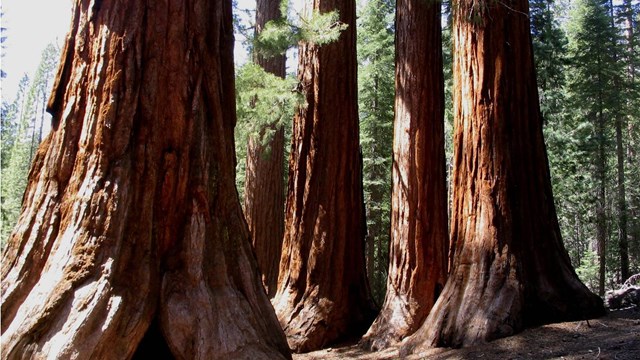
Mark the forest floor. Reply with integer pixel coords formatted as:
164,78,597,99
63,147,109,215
293,307,640,359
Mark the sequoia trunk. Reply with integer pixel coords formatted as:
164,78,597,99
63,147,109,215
273,0,376,352
0,1,290,359
400,0,605,353
360,0,448,350
244,0,287,298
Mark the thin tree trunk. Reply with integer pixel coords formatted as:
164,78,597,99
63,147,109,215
616,116,629,281
37,87,47,144
244,0,287,298
596,141,607,295
367,215,376,293
400,1,605,353
607,0,629,284
360,0,448,350
619,0,636,281
273,0,376,352
1,1,290,359
28,93,40,165
596,92,607,295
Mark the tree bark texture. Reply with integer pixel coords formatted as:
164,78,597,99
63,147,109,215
273,0,376,353
0,1,291,359
400,0,605,353
244,0,287,298
360,0,448,351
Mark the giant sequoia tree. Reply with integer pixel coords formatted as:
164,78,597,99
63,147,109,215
360,0,448,350
244,0,287,298
273,0,376,353
401,0,605,353
0,1,290,359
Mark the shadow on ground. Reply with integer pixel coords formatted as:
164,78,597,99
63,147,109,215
293,307,640,359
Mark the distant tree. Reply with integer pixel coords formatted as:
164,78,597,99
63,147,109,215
1,9,7,79
530,0,568,124
401,0,604,352
619,0,640,273
0,75,28,170
566,0,623,294
614,0,640,281
356,0,395,304
1,44,59,246
530,0,592,271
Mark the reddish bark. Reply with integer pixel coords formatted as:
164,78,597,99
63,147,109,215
0,1,290,359
360,0,448,350
273,0,376,353
244,0,287,298
400,1,605,354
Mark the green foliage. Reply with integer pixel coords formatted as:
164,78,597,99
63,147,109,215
565,0,623,286
299,10,348,46
235,63,302,145
234,1,349,202
357,0,395,303
576,249,600,292
1,44,59,249
541,0,640,290
530,0,569,125
531,0,589,269
255,19,296,56
255,1,348,58
234,63,302,200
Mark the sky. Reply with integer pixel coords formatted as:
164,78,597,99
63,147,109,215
1,0,73,102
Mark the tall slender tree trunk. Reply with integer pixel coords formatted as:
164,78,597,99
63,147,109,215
616,117,629,281
400,1,605,353
360,0,448,350
244,0,287,298
608,0,629,283
273,0,376,352
28,92,40,164
628,10,639,264
366,215,376,293
596,124,607,295
37,87,47,143
0,1,291,359
596,81,607,296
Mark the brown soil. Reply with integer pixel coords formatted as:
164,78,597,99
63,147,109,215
293,307,640,359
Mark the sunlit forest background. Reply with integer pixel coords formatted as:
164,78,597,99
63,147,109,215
1,0,638,302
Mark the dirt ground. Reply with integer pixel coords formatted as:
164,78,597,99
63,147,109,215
293,307,640,359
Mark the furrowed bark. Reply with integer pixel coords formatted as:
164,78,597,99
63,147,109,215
1,1,291,359
400,0,605,354
273,0,376,353
360,0,448,350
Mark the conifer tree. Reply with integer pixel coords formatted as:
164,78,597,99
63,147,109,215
1,45,59,245
243,0,287,299
357,0,395,304
530,0,568,124
566,0,623,294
